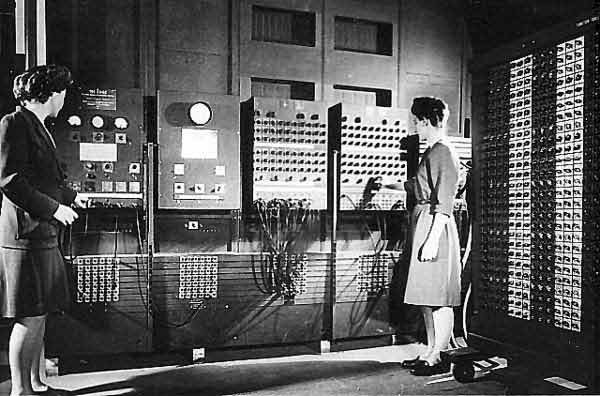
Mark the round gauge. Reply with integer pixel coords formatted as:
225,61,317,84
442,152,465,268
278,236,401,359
114,117,129,130
188,102,212,125
67,115,82,127
91,115,105,129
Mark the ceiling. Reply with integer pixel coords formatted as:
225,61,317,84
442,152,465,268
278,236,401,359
465,0,596,53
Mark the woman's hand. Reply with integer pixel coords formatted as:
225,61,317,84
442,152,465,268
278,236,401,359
418,238,439,262
53,204,79,226
73,193,90,208
382,182,406,192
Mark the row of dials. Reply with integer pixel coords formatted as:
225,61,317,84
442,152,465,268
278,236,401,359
66,114,130,130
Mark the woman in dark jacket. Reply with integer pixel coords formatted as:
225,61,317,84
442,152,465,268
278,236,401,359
0,65,85,396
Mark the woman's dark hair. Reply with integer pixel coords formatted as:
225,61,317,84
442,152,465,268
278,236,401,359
13,64,73,104
411,97,449,127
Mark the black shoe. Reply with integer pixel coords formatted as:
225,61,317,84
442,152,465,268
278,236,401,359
401,356,426,369
410,360,451,376
394,334,421,345
35,387,74,395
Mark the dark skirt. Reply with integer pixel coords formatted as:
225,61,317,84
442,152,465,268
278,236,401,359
0,246,70,318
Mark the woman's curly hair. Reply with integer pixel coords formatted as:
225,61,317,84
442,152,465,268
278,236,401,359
411,97,449,127
13,64,73,104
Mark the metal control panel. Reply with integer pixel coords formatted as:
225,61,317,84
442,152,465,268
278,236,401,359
328,103,415,211
157,91,240,209
473,19,600,389
54,88,144,208
480,37,587,331
241,97,328,211
73,256,120,303
356,253,391,294
178,255,218,299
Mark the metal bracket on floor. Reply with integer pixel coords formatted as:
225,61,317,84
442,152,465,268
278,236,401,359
320,340,331,353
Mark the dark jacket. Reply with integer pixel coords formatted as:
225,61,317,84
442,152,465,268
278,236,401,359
0,106,76,249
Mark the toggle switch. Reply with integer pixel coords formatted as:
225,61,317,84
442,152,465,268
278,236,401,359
129,163,141,174
103,162,114,173
214,184,225,194
174,183,185,194
115,133,127,144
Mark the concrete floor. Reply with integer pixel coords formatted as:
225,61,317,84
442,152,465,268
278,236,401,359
0,343,590,395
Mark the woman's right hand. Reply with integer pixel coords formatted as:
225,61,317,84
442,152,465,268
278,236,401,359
418,238,439,262
53,204,79,226
382,182,406,192
366,176,383,193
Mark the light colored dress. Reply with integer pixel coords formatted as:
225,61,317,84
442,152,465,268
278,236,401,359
403,139,461,307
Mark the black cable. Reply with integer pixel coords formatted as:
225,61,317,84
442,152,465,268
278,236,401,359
63,214,82,300
340,194,382,255
112,215,119,300
255,200,279,293
133,208,220,329
146,255,217,329
338,196,393,296
252,251,273,295
251,198,315,297
254,199,277,253
64,210,205,329
113,215,119,259
253,201,277,294
150,291,208,329
283,205,313,253
66,223,87,302
134,210,148,309
363,202,387,255
67,222,77,264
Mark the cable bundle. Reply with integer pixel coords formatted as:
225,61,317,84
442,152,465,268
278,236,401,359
264,252,308,298
253,198,314,297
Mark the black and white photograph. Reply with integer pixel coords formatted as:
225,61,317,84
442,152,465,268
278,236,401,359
0,0,597,394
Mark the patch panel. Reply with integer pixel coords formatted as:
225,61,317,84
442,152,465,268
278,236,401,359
178,255,219,299
74,256,120,303
241,97,328,210
356,253,391,294
328,103,416,211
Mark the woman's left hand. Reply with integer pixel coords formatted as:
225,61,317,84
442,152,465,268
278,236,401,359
418,238,439,262
73,193,90,208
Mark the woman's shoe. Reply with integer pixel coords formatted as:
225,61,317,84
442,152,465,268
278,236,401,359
401,355,426,369
410,360,450,376
35,387,73,395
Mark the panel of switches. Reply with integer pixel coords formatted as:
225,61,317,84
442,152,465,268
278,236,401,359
241,97,328,210
356,253,391,293
157,92,241,209
54,89,144,208
178,255,219,299
530,44,558,328
479,35,589,333
508,54,533,321
480,60,511,317
328,103,415,211
552,37,585,332
74,256,120,303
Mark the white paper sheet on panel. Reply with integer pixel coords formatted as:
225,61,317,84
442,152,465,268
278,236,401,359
181,128,218,159
79,143,118,162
